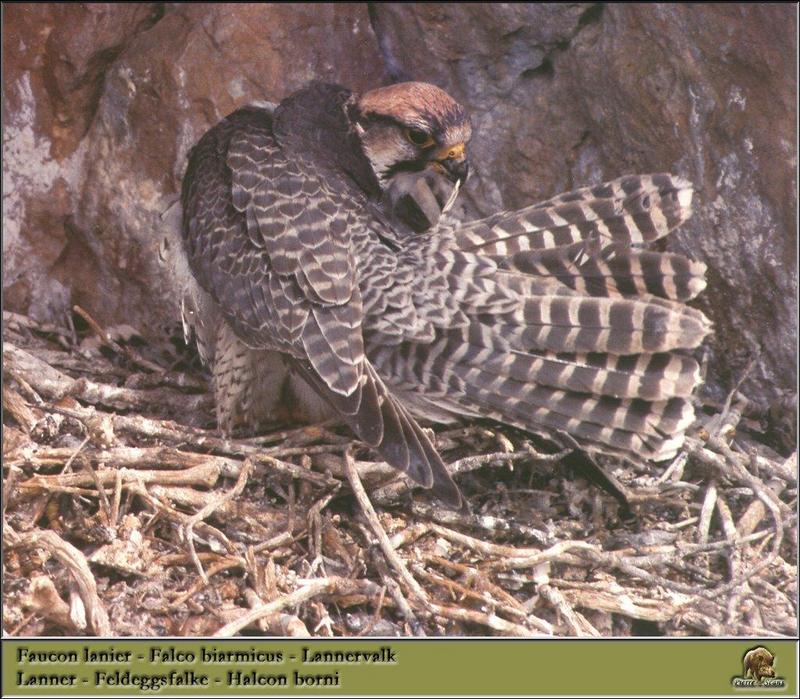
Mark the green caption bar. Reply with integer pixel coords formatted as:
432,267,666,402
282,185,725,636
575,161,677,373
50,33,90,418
2,639,796,696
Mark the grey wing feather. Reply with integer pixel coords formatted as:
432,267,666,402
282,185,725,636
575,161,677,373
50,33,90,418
368,173,711,464
182,106,364,394
181,106,462,507
453,173,694,255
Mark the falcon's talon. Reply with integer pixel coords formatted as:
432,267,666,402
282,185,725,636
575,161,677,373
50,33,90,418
176,80,710,510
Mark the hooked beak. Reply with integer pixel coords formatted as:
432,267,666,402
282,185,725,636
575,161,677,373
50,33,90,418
429,142,469,185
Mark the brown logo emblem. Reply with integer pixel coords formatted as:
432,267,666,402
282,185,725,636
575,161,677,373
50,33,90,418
732,646,786,688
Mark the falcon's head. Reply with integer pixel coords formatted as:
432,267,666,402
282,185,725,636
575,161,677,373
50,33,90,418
352,82,472,191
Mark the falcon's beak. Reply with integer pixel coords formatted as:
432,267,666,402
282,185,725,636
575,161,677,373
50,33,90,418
430,142,469,185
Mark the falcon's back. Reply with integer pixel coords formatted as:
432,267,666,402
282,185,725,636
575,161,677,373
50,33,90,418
180,85,467,507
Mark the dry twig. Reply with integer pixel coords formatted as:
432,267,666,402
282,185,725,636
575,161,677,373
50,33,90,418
5,528,111,635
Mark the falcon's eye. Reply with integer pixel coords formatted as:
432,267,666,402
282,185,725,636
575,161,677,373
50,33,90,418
404,128,435,148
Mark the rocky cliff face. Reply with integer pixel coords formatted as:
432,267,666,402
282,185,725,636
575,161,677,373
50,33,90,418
3,3,796,430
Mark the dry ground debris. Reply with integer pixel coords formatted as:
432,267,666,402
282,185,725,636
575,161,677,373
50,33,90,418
2,310,796,637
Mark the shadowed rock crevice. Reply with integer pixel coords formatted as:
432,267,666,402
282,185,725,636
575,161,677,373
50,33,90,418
367,2,409,83
577,3,605,30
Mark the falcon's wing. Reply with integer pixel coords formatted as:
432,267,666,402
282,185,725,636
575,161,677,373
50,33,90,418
182,107,360,380
181,106,461,507
368,173,711,463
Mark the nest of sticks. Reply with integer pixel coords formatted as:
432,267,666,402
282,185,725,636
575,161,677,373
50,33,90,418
2,308,796,637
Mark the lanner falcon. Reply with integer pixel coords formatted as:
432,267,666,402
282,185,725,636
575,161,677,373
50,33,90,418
177,81,711,509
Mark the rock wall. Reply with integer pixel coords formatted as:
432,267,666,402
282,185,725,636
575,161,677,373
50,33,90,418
3,3,796,423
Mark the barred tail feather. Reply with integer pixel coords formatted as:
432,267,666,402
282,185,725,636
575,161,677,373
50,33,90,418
509,242,708,302
421,362,694,460
483,293,711,355
475,347,701,402
454,173,693,256
378,327,701,402
372,308,706,463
